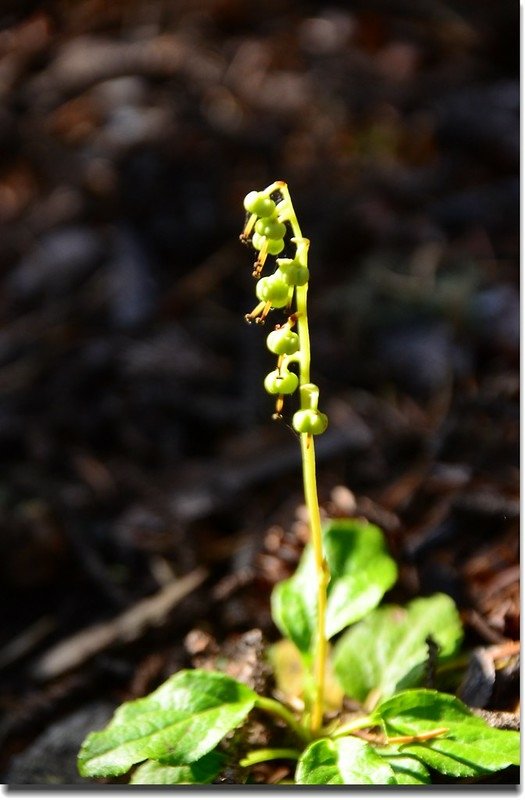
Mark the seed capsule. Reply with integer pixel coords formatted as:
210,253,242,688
277,258,309,287
266,238,285,256
251,232,265,251
266,328,300,356
243,191,276,218
255,218,287,240
292,408,328,435
255,275,289,308
264,369,299,395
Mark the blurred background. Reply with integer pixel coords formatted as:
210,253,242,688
0,0,519,784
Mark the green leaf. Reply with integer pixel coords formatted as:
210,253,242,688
78,670,257,778
271,519,397,655
374,689,520,778
130,751,223,784
333,594,463,704
271,571,315,658
296,737,397,785
376,750,430,784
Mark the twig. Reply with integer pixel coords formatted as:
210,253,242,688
31,568,207,681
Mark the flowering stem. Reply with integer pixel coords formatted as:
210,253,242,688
300,432,328,734
243,181,330,737
278,184,329,736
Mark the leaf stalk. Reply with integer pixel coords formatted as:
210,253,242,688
239,748,301,768
255,695,312,743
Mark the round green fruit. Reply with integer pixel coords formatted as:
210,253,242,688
251,232,265,251
266,238,285,256
292,409,328,435
243,191,276,218
264,369,299,395
255,275,289,307
255,218,287,240
266,328,300,355
277,258,309,286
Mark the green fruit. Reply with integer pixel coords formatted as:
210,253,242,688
255,218,287,240
264,369,299,395
255,275,289,307
266,238,285,256
251,232,265,251
277,258,309,286
251,233,284,255
292,409,328,435
266,328,300,355
243,191,276,218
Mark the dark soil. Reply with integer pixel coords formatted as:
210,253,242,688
0,0,518,786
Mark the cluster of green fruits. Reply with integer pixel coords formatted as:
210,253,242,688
242,188,328,436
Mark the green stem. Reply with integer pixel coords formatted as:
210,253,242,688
239,748,301,768
331,715,375,738
255,695,311,743
277,183,329,736
300,433,328,735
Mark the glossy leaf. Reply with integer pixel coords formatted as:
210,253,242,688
130,751,223,784
333,594,463,704
271,519,397,655
296,736,397,785
376,750,430,784
78,670,257,778
374,689,520,778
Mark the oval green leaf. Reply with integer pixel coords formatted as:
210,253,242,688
78,670,257,778
333,594,463,704
296,736,397,785
374,689,520,778
374,749,430,784
271,519,397,655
